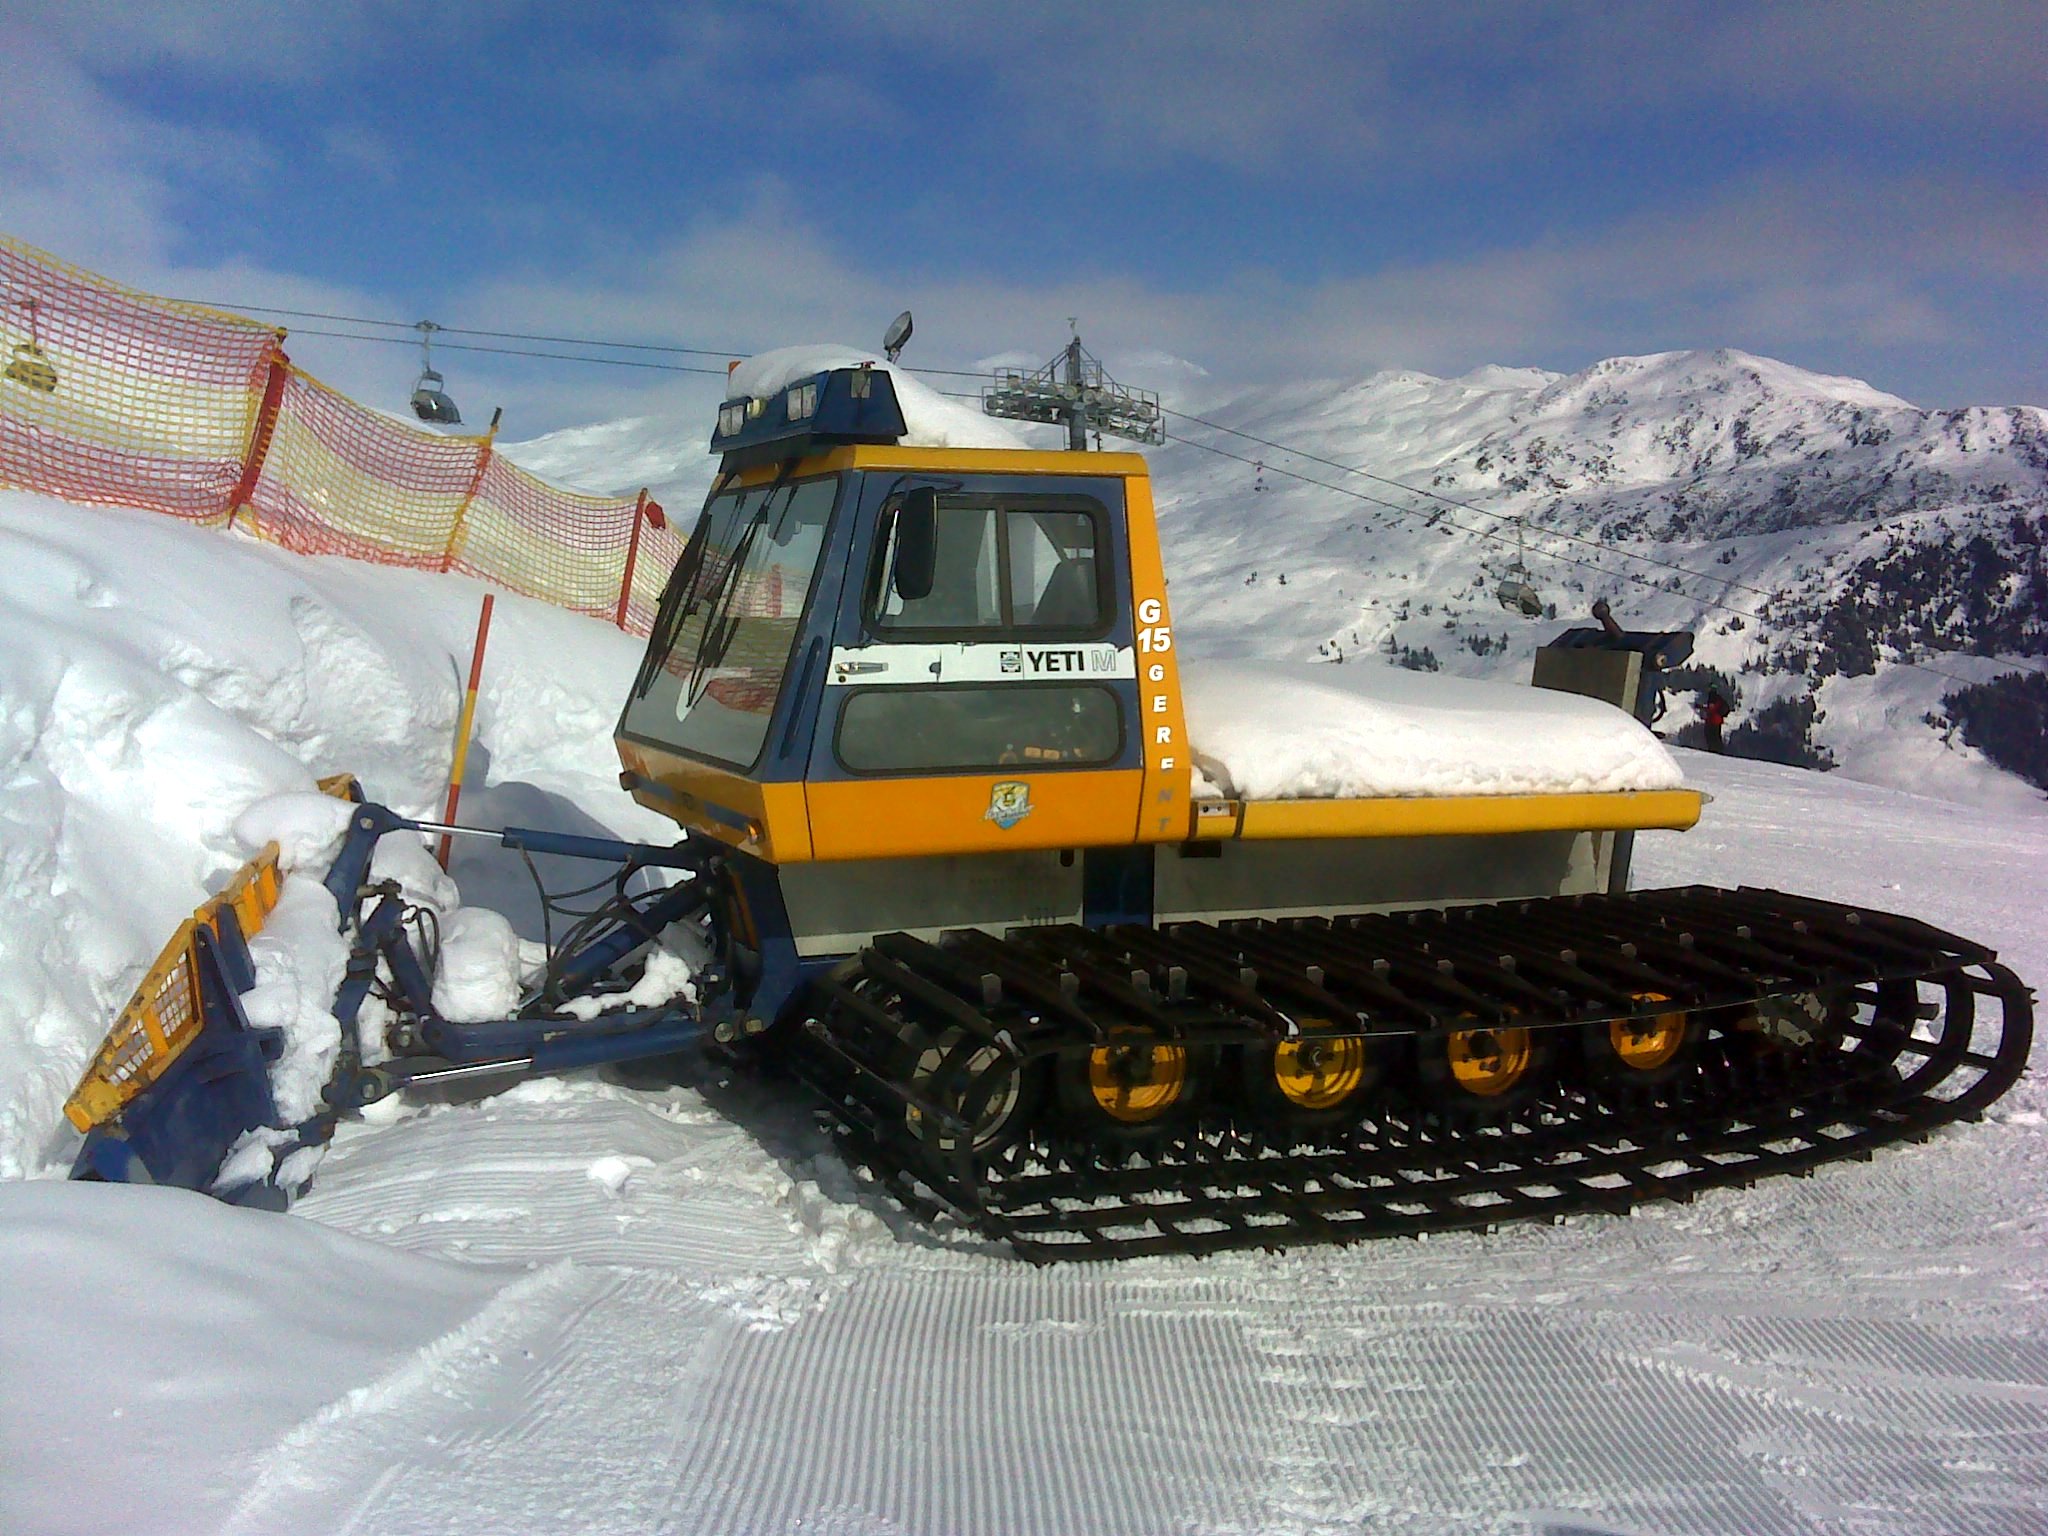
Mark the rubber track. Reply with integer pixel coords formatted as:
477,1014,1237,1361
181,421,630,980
792,885,2033,1261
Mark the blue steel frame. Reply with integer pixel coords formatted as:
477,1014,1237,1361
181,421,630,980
71,914,287,1204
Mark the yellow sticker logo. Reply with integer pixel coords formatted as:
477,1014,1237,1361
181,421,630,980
984,780,1033,830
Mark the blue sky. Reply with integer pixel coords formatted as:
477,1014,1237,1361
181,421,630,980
3,2,2042,436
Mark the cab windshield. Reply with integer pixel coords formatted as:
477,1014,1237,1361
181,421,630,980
620,475,837,769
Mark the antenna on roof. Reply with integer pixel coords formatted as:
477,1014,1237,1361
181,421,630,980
981,325,1164,451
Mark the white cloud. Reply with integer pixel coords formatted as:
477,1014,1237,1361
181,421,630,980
4,3,2041,439
650,2,2046,175
256,160,2045,434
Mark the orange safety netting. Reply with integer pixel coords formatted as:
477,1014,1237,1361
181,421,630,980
1,234,676,633
1,235,277,521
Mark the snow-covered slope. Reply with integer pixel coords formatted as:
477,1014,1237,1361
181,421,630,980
1147,350,2047,809
1261,349,2043,543
506,346,2048,810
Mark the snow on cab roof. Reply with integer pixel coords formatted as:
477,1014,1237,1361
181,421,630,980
1183,659,1684,801
727,345,1030,452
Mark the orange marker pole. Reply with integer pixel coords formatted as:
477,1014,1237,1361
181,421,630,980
437,592,496,870
614,488,649,630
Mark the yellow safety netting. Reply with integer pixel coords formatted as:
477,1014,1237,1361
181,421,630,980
2,233,674,633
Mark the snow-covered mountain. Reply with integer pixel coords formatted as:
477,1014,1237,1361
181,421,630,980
510,346,2048,807
1319,349,2045,542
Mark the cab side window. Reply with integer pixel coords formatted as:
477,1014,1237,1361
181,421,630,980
837,684,1122,772
874,506,1002,629
1008,510,1097,627
871,499,1102,634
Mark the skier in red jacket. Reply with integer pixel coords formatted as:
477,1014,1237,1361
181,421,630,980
1702,689,1730,753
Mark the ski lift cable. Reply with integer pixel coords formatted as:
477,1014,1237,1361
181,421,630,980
176,300,752,361
171,296,2046,688
150,298,2023,615
1160,403,1791,607
279,325,739,377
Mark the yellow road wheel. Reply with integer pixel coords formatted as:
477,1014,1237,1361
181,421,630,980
1446,1026,1534,1097
1610,998,1687,1071
1583,991,1699,1089
1414,1014,1552,1118
1273,1031,1371,1110
1241,1018,1381,1126
1057,1028,1207,1138
1088,1037,1187,1121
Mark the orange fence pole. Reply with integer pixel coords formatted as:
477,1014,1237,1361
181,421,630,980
226,330,291,530
442,406,502,573
436,592,496,871
615,488,662,628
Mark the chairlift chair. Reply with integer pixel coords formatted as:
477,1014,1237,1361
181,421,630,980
1494,517,1545,617
1496,578,1544,618
6,299,57,394
409,321,461,425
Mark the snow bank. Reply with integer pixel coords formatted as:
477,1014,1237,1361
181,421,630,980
728,344,1028,451
0,492,673,1180
1183,659,1683,800
235,877,350,1124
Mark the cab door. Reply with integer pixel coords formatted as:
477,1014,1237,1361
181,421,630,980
802,471,1145,860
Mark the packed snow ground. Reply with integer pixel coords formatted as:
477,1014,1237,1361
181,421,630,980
6,751,2046,1536
3,496,2047,1534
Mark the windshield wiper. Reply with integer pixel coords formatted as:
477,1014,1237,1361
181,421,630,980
629,474,728,701
682,461,798,706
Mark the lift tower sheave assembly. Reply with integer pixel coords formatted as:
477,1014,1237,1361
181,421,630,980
982,328,1165,451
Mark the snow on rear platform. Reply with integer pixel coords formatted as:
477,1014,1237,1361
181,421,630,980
1183,659,1684,801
